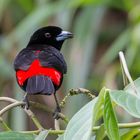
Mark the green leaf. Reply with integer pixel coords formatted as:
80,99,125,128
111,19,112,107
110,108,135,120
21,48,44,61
133,135,140,140
121,129,140,140
57,135,64,140
104,91,120,140
95,124,106,140
35,130,49,140
110,90,140,118
92,87,105,126
124,77,140,97
0,131,35,140
64,98,98,140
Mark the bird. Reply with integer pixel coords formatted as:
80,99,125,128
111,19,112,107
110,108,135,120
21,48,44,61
13,26,73,118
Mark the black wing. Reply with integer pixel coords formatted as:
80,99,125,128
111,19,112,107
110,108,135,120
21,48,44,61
14,48,36,71
39,47,67,74
14,47,67,74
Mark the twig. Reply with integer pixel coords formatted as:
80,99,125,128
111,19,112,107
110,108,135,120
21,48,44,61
70,88,95,99
24,109,43,130
57,113,69,124
0,97,52,113
20,121,140,135
54,119,60,130
0,97,17,103
119,51,138,95
0,97,69,125
93,121,140,131
21,129,64,135
0,117,11,131
60,88,95,108
0,101,43,129
59,92,70,108
0,102,24,116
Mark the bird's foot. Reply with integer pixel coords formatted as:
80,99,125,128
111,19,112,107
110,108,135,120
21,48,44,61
53,106,61,120
22,95,30,109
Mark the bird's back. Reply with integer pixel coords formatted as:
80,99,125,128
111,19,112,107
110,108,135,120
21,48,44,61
14,45,67,95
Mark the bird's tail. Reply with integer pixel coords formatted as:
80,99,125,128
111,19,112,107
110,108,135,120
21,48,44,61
26,75,55,95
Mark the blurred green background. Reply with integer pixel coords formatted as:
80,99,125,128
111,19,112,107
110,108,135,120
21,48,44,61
0,0,140,139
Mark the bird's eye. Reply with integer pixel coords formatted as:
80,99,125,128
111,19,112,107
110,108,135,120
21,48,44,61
45,33,51,38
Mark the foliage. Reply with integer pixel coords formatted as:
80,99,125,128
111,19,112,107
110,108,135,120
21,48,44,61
0,0,140,140
0,131,36,140
0,51,140,140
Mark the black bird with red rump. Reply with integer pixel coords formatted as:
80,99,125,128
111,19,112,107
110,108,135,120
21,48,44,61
14,26,73,118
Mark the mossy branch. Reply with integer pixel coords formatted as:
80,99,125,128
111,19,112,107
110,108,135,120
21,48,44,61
20,121,140,135
60,88,95,108
0,96,68,130
0,117,11,131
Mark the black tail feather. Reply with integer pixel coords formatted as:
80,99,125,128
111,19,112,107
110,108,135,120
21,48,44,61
26,75,55,95
42,77,55,94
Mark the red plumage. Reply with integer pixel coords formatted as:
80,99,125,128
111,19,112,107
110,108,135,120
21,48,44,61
16,59,62,86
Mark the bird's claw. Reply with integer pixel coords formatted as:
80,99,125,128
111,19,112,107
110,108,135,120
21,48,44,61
22,95,30,109
53,107,61,120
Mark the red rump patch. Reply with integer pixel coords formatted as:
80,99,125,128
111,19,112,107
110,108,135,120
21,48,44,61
16,59,62,86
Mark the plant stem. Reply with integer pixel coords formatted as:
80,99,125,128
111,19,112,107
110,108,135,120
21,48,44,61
0,97,17,103
24,109,43,130
0,102,24,116
54,119,60,130
0,97,52,113
21,129,64,135
0,117,11,131
0,101,43,129
119,51,138,95
119,122,140,128
0,97,69,125
60,88,95,108
58,113,69,124
20,121,140,135
93,121,140,131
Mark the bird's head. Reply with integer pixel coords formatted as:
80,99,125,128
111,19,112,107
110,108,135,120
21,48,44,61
27,26,73,50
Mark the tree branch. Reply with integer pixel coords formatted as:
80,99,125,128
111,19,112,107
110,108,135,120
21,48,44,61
60,88,95,108
0,101,43,129
0,117,11,131
21,129,64,135
24,109,43,130
20,121,140,135
0,102,23,116
0,97,69,126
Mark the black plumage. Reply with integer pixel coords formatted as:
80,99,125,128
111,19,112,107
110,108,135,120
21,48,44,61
13,26,73,115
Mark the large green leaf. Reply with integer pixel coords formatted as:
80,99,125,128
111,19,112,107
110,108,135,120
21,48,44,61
95,124,106,140
133,135,140,140
35,130,49,140
0,131,35,140
121,129,140,140
64,98,98,140
57,135,64,140
92,87,105,126
110,90,140,118
104,91,120,140
124,77,140,97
